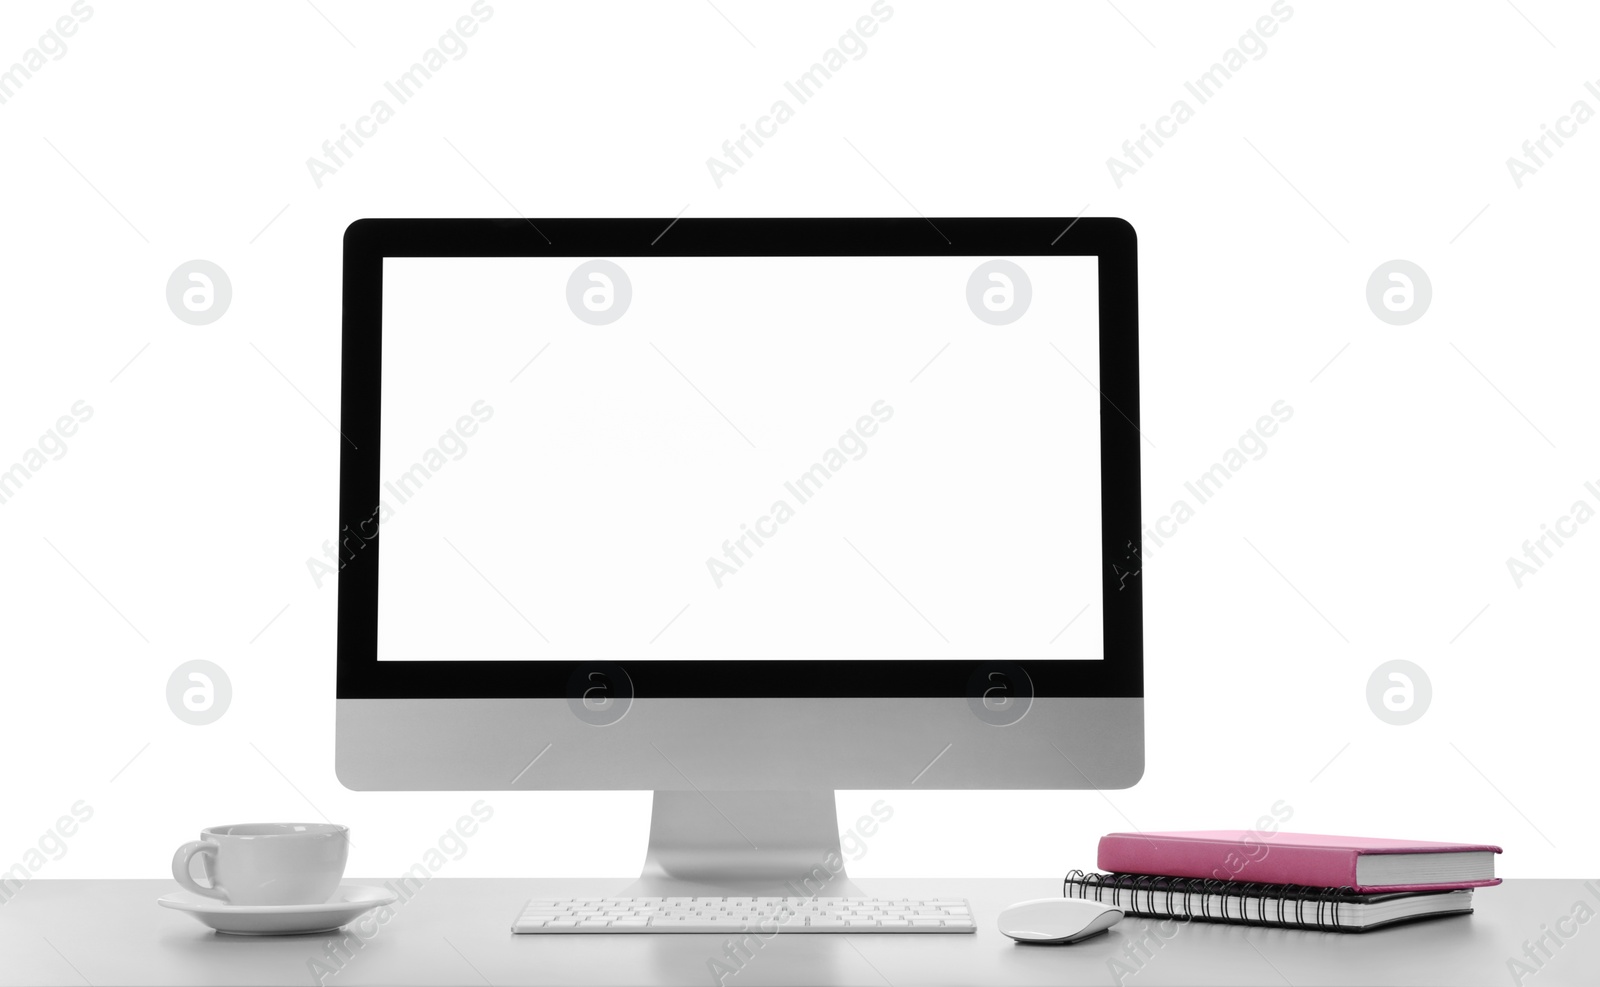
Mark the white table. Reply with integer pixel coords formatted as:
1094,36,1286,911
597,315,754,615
2,878,1595,985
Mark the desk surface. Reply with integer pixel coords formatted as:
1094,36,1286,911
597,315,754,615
2,878,1596,986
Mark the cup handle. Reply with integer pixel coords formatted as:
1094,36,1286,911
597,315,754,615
172,841,228,901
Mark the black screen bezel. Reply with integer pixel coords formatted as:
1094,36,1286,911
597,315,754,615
337,218,1141,699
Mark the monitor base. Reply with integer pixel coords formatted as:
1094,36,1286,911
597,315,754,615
621,790,864,898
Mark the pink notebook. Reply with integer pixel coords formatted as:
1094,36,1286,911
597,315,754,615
1098,831,1503,893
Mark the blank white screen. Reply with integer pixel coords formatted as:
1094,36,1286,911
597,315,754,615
376,256,1102,661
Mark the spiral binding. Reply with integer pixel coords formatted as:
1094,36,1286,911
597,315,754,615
1062,870,1359,931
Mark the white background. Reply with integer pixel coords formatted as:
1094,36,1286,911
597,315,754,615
0,0,1595,884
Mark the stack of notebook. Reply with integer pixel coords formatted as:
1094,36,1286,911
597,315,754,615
1067,831,1502,932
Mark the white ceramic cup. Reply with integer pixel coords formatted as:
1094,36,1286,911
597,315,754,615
171,823,349,905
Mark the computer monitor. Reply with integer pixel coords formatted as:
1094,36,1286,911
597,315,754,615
336,218,1142,894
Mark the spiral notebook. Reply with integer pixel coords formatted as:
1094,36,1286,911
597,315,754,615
1064,870,1475,932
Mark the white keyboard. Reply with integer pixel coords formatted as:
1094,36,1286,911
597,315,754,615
513,896,976,934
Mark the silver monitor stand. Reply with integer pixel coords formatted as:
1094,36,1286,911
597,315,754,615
624,790,863,898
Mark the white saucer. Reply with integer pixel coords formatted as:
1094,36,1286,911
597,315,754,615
158,884,398,936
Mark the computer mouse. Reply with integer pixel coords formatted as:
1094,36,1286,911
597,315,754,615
997,897,1124,944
